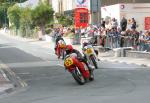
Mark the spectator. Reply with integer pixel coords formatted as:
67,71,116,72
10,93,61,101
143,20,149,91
131,29,139,49
131,18,136,30
138,31,145,51
120,16,127,31
101,18,105,29
111,18,118,30
143,31,150,52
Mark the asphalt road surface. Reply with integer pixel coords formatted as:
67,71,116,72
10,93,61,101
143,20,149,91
0,33,150,103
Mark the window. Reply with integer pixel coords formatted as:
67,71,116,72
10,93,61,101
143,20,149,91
80,13,88,23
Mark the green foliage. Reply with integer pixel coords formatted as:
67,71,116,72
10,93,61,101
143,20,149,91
30,2,54,36
7,5,21,29
19,7,32,37
45,28,52,34
0,0,28,28
0,0,27,3
56,13,73,26
31,2,54,27
0,1,13,28
5,1,54,38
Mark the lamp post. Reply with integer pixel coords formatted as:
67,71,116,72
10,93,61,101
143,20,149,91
90,0,101,24
96,0,102,46
90,0,93,25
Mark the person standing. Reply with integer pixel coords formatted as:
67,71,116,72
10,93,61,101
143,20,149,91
111,18,118,30
131,18,136,30
120,16,127,31
101,18,106,29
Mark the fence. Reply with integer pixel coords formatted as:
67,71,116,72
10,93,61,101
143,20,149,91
98,33,150,52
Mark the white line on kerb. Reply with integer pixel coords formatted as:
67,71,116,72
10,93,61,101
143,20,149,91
0,67,9,81
47,52,56,56
57,64,64,67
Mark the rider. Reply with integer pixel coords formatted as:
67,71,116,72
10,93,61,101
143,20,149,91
65,45,94,70
54,35,65,54
82,41,100,61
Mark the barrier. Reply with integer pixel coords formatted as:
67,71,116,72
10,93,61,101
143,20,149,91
99,33,149,52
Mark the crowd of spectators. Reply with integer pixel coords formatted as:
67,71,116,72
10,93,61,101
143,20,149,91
74,17,150,52
50,17,150,52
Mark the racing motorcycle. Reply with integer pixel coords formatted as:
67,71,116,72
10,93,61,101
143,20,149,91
55,40,66,59
64,53,94,85
82,45,98,69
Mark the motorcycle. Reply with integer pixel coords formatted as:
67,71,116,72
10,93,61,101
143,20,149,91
64,53,94,85
55,40,66,59
82,45,99,69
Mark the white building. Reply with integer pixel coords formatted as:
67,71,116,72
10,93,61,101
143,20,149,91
101,3,150,31
51,0,101,25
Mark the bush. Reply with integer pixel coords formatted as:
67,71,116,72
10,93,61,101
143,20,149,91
45,28,52,34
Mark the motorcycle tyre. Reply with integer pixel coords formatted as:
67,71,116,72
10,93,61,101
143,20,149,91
60,49,65,60
89,70,94,81
90,55,98,69
72,68,85,85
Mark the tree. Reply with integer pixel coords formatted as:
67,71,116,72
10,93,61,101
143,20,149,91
31,2,54,38
55,13,73,26
19,7,32,37
0,1,11,28
7,5,21,35
0,0,27,28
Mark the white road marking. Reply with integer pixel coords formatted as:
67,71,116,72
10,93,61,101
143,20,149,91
57,64,64,67
47,52,56,56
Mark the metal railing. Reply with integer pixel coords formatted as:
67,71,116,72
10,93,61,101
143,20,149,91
99,33,150,52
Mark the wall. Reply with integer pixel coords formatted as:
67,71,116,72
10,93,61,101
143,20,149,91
52,0,59,13
126,51,150,59
101,4,120,25
101,3,150,31
120,3,150,31
51,0,101,25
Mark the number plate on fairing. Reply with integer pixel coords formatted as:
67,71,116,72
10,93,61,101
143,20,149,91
64,57,73,67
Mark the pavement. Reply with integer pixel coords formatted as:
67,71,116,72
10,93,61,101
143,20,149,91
0,29,150,95
73,45,150,67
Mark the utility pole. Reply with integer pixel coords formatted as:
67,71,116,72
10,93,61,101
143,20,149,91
96,0,102,46
90,0,93,25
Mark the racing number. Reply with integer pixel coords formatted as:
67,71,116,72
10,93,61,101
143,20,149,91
65,58,73,67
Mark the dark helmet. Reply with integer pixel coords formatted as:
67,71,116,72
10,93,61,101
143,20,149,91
65,45,73,54
83,41,89,47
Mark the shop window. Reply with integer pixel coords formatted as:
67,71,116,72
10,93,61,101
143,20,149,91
80,13,88,23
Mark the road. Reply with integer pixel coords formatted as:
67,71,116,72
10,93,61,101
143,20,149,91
0,33,150,103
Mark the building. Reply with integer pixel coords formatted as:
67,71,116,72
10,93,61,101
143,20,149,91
101,0,150,6
101,1,150,31
51,0,101,26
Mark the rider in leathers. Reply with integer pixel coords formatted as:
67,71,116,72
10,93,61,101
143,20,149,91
54,35,65,54
65,45,94,71
82,41,100,61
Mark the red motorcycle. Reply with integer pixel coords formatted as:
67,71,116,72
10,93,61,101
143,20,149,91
64,53,94,85
55,40,66,59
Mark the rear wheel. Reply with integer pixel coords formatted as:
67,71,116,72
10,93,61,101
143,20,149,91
72,68,85,85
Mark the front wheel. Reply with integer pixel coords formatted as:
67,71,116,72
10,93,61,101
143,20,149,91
60,49,65,60
71,68,85,85
90,55,98,69
89,70,94,81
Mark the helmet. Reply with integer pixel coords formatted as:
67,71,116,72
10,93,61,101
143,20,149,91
59,40,66,48
65,45,73,54
83,41,88,47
